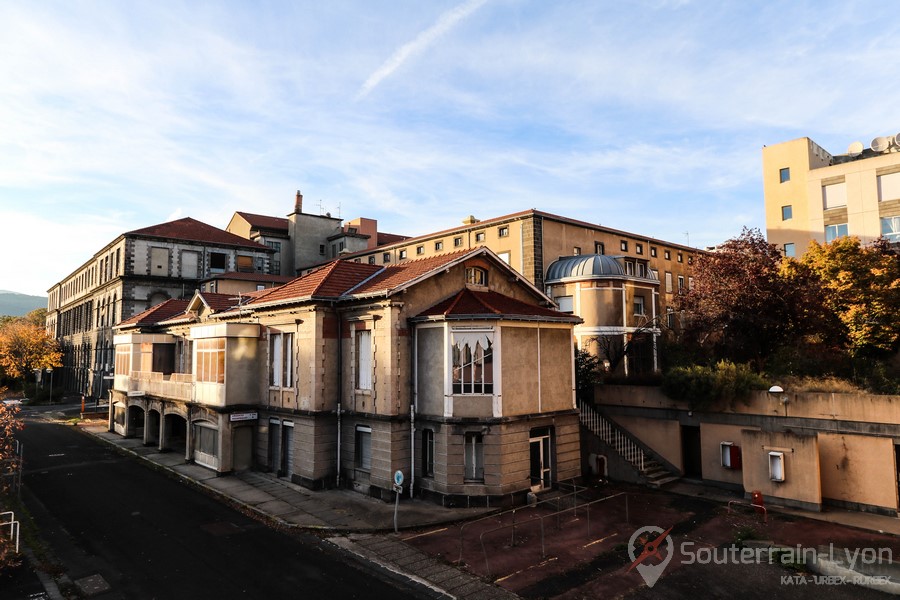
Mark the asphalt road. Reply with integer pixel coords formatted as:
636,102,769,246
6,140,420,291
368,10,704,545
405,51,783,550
12,413,423,600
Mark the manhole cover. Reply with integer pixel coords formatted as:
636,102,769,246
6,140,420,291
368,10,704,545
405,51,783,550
74,574,111,597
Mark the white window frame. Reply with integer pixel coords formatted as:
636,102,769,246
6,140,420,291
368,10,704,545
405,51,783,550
721,442,733,468
633,295,645,316
355,329,372,391
881,216,900,242
269,331,293,388
356,425,372,471
464,432,484,481
556,295,574,313
825,223,848,243
768,451,785,482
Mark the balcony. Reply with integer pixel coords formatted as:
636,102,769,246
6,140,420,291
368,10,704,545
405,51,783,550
115,371,193,402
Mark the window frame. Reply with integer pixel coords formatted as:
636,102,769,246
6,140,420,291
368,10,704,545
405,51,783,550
355,425,372,471
422,429,435,477
779,167,790,183
464,432,484,481
355,329,372,391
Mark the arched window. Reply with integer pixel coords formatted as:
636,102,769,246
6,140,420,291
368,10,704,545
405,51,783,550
465,266,487,286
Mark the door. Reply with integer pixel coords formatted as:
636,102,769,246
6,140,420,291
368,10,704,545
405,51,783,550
681,425,702,479
233,427,252,472
268,419,281,473
529,427,553,490
280,421,294,478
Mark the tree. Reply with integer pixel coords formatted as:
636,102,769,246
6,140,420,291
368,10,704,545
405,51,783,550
0,319,62,382
575,345,601,403
677,228,825,371
800,237,900,357
0,399,23,570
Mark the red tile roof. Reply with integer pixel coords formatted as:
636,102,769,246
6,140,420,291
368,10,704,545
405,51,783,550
235,212,289,233
377,232,409,246
246,260,383,306
416,288,577,321
349,250,473,296
117,299,190,328
196,292,240,312
127,217,269,250
204,271,294,284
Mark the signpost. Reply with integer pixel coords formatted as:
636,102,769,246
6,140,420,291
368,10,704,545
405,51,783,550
229,412,259,422
393,470,404,533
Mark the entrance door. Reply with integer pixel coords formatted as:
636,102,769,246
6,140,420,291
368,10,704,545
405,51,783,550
268,419,281,473
681,425,702,479
529,427,553,491
233,427,252,471
280,421,294,478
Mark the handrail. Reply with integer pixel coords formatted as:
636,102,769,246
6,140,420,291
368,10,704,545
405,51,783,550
0,511,20,554
727,500,768,523
577,399,645,471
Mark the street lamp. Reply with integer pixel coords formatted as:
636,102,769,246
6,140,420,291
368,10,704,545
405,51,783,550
46,368,54,405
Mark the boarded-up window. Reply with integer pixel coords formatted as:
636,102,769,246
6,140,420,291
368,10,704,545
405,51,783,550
822,182,847,209
182,251,200,278
150,248,169,276
236,255,253,273
878,171,900,202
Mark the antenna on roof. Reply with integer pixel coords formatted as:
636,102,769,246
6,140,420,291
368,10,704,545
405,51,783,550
337,202,342,219
847,141,864,157
872,136,891,153
317,199,324,215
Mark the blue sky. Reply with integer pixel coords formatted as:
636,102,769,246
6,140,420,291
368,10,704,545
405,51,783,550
3,1,900,297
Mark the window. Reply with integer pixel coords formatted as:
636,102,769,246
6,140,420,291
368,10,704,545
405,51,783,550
677,252,683,263
356,426,372,471
497,251,510,264
881,216,900,242
399,249,407,260
877,171,900,202
573,246,581,255
666,308,675,329
196,338,225,383
633,295,645,316
664,250,671,260
209,252,227,273
464,432,484,481
637,262,648,278
721,442,742,470
383,252,391,263
779,167,790,183
150,248,170,276
620,240,628,252
319,244,326,255
636,243,643,255
452,339,493,394
650,247,657,258
624,260,635,276
257,284,265,291
665,272,673,293
688,276,694,290
825,223,848,243
422,429,434,477
466,266,487,286
454,236,463,247
677,275,685,292
769,451,785,482
556,295,573,313
475,231,485,242
498,226,509,237
368,255,376,265
781,205,793,221
688,256,693,265
823,182,847,209
236,255,254,273
783,243,796,258
355,329,372,390
115,345,131,376
416,245,424,255
266,240,282,252
269,332,293,388
435,241,443,251
594,242,605,255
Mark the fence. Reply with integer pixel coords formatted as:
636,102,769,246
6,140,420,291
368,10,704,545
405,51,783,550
0,511,20,554
0,440,23,498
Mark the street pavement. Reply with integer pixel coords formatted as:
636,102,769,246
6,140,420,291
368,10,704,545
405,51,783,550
8,403,900,600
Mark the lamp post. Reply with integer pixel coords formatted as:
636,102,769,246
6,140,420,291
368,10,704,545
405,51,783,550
46,368,54,405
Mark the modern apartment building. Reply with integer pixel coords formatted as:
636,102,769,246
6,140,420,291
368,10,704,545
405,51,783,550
763,134,900,257
46,217,274,398
111,247,582,505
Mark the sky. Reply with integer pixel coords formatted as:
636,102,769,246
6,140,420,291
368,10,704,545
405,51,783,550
4,1,900,297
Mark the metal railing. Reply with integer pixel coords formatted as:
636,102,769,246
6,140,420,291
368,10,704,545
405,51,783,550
0,511,20,554
1,440,23,499
727,500,768,523
577,399,645,471
477,492,627,577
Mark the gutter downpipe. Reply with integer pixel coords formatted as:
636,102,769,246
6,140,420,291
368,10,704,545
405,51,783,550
336,304,342,489
410,324,417,499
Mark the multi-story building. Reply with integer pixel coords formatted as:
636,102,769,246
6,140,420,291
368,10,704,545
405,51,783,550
111,247,581,505
763,133,900,257
46,217,274,398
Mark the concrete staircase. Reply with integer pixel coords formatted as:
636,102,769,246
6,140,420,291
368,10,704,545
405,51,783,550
577,399,680,488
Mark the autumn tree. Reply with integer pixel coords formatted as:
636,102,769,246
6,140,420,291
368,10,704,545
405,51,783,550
0,398,23,570
0,318,62,383
677,228,827,371
800,236,900,357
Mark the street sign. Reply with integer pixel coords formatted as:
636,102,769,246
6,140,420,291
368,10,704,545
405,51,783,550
126,391,145,397
393,470,404,487
230,412,259,422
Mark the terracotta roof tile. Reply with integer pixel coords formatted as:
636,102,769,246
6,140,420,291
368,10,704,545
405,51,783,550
349,250,472,296
416,289,573,320
117,299,190,328
247,260,383,306
235,212,289,232
127,217,269,250
197,292,240,312
204,271,293,284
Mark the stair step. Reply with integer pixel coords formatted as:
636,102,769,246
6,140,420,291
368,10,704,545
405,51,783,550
647,475,681,488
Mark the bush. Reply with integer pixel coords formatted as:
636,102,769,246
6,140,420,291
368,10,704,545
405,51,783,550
662,361,767,411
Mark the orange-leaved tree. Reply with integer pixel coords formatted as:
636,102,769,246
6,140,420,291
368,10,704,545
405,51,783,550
0,317,62,382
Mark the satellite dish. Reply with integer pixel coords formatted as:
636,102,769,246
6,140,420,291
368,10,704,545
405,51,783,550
848,141,864,156
893,134,900,149
872,136,890,153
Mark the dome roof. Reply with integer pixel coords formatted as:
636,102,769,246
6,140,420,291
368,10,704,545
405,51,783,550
546,254,625,282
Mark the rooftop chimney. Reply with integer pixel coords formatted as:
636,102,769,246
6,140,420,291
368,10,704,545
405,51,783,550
295,190,303,214
462,215,480,225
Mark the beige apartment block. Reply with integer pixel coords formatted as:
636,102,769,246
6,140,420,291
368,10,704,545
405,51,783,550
763,134,900,257
110,247,582,505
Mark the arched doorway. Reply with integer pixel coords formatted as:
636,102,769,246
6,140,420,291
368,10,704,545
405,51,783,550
127,405,145,439
163,413,188,454
146,409,161,445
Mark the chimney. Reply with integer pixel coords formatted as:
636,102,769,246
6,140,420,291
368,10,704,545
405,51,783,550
462,215,480,225
295,190,303,214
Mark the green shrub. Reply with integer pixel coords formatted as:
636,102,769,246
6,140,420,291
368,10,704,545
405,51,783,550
662,361,767,411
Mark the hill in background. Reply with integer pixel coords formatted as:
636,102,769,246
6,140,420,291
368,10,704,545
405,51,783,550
0,290,47,317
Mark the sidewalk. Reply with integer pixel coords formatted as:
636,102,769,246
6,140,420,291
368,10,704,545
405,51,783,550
79,422,517,599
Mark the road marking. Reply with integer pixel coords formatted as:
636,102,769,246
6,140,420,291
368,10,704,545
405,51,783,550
583,532,619,549
48,453,65,457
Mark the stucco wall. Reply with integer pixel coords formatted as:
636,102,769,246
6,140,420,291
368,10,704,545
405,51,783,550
700,422,756,487
741,429,821,510
415,326,444,417
818,432,897,512
608,414,683,472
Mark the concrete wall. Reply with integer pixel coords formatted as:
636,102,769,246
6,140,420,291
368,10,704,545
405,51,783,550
608,414,683,472
741,429,822,511
700,422,756,487
818,432,897,513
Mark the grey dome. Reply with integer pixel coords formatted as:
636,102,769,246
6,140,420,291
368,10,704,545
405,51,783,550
545,254,625,282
